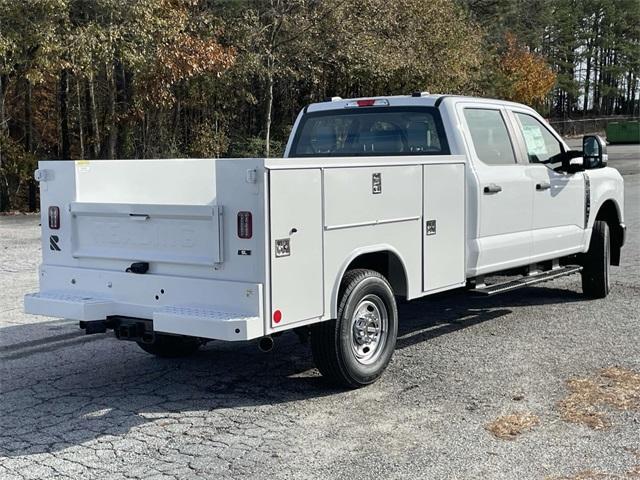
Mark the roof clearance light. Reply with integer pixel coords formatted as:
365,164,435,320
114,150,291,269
345,99,390,108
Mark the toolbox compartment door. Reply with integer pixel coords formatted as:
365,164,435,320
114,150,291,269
423,163,466,292
269,169,323,327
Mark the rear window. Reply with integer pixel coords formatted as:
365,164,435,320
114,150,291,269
289,107,449,157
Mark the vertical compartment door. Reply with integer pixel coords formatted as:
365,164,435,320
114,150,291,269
423,163,466,292
269,169,323,327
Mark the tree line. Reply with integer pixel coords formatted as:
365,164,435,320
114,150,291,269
465,0,640,117
0,0,638,211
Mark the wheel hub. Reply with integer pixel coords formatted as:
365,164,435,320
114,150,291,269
350,296,388,365
354,312,380,345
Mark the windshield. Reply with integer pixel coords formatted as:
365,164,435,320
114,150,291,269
289,107,449,157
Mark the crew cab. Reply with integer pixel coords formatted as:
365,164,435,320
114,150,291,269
25,94,626,387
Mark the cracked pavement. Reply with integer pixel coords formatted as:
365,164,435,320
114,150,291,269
1,145,639,479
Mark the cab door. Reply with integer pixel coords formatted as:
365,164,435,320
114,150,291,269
508,110,585,260
457,104,533,275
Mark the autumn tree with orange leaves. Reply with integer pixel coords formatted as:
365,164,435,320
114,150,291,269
498,33,557,107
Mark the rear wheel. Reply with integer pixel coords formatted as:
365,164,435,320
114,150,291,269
311,269,398,388
581,220,610,299
137,333,202,358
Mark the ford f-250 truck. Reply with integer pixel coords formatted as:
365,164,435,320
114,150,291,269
25,93,626,387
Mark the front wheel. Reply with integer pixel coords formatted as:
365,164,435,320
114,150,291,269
137,333,202,358
581,220,610,299
311,269,398,388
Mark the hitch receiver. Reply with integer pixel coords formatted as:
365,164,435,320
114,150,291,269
79,316,155,343
79,319,108,335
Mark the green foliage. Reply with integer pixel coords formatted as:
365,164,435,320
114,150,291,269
228,136,284,159
0,133,37,210
190,122,230,158
319,0,484,94
0,0,68,81
464,0,640,116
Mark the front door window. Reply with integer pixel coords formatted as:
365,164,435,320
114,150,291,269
515,113,562,164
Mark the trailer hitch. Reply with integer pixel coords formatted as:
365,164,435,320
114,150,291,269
79,316,154,343
79,319,109,335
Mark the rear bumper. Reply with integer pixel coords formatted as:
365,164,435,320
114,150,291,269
24,265,264,341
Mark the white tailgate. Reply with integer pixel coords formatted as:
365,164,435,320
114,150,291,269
70,202,223,266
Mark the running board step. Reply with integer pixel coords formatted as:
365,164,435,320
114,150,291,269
473,265,583,296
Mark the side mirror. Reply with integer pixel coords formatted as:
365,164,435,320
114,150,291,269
582,135,608,169
553,149,583,173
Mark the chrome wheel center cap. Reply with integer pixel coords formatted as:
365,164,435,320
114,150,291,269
354,314,380,345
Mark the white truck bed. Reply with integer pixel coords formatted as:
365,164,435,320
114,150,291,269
27,154,467,341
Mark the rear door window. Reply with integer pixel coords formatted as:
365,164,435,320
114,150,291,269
289,107,449,157
463,108,517,166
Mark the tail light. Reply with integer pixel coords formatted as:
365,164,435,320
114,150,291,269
48,206,60,230
237,211,252,239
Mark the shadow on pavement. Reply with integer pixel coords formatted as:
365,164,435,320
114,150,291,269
0,284,585,457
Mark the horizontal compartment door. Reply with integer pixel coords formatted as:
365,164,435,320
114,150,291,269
70,202,223,266
324,165,422,229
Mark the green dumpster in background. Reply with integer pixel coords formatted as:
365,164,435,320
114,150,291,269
606,120,640,144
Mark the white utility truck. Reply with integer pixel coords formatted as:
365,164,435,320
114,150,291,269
25,94,626,387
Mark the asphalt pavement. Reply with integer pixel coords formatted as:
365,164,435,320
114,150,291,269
0,144,638,479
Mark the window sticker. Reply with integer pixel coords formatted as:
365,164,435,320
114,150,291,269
522,125,548,156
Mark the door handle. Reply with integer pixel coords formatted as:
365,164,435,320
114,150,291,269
129,213,150,221
483,184,502,194
536,182,551,191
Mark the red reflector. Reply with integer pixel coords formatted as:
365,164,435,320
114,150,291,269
48,206,60,230
237,211,252,239
357,99,376,107
273,310,282,323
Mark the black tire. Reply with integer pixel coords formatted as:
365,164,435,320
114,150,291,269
311,269,398,388
581,220,610,299
137,333,202,358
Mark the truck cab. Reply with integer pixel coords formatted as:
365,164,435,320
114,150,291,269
25,93,626,387
285,94,624,280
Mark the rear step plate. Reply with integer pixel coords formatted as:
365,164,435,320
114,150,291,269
473,265,583,296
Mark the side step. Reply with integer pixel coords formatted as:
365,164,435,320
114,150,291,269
472,265,583,296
